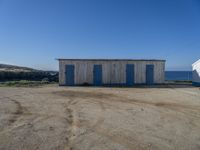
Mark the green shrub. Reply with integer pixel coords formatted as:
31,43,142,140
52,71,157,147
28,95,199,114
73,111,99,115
41,78,49,84
0,71,58,82
0,80,53,87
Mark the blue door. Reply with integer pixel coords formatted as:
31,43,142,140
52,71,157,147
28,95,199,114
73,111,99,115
146,65,154,85
65,65,74,86
126,64,135,86
93,65,102,86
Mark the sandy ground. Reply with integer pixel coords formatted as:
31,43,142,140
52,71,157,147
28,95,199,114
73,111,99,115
0,85,200,150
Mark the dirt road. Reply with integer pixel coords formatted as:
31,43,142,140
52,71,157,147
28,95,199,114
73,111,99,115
0,85,200,150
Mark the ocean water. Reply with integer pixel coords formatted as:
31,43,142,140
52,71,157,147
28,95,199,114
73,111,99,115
165,71,192,81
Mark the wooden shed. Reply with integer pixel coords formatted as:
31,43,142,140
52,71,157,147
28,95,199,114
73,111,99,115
58,59,165,86
192,59,200,86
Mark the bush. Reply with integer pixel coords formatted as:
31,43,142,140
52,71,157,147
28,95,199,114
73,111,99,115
41,78,49,84
0,80,52,87
0,71,58,82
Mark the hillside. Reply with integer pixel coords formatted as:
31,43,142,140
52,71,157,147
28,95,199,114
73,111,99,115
0,64,58,81
0,64,39,72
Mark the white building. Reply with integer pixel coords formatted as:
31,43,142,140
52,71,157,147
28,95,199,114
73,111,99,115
192,59,200,86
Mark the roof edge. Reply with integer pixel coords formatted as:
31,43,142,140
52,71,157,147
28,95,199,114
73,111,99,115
192,59,200,66
56,58,166,62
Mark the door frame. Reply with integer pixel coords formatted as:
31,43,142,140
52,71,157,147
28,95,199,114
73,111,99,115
65,65,75,86
146,64,154,85
126,64,135,86
93,64,102,86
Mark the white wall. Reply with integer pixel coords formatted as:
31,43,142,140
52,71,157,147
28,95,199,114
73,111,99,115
192,59,200,83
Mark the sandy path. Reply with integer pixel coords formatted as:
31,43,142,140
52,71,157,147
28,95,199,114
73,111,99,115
0,86,200,150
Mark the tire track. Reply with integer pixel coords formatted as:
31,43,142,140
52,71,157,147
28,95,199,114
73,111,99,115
0,96,30,134
2,97,25,125
64,98,77,150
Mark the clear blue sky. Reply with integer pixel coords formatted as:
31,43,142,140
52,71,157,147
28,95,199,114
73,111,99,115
0,0,200,71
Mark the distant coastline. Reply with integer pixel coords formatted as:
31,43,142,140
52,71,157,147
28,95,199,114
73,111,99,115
165,71,192,81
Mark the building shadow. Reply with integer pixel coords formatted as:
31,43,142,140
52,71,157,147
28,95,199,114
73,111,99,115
73,81,196,89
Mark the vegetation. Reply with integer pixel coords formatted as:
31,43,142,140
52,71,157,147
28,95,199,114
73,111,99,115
0,64,58,84
0,80,57,87
0,64,58,87
0,71,58,82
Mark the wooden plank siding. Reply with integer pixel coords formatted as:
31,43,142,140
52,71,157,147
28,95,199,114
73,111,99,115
58,60,165,86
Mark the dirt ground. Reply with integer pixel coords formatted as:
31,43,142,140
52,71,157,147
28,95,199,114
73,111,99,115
0,85,200,150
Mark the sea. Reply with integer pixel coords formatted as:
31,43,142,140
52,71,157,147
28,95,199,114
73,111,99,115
165,71,192,81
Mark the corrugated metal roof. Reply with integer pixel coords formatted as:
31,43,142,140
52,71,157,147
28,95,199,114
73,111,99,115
56,58,166,62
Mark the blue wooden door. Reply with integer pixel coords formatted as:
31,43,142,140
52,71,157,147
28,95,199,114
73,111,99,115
146,65,154,85
93,65,102,86
126,64,135,86
65,65,74,86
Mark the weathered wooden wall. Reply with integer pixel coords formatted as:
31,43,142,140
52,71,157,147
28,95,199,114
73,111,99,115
59,60,165,85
